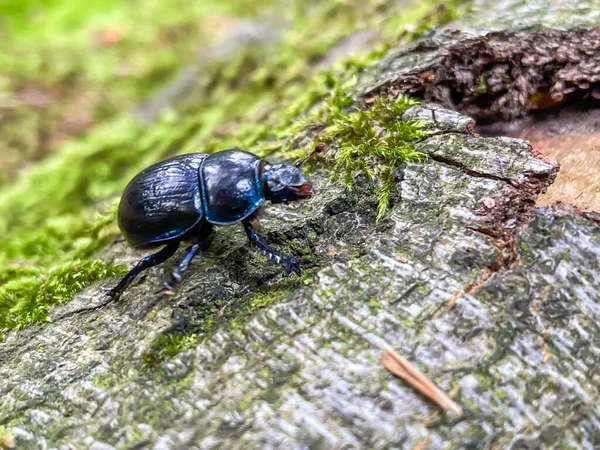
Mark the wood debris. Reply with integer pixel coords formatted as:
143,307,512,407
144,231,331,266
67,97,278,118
382,347,463,416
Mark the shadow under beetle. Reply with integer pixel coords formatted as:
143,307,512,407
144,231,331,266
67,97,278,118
68,144,324,316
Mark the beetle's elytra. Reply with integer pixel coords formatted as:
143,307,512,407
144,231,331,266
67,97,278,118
68,145,323,316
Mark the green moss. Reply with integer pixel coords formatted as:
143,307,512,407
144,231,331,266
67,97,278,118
237,397,252,412
322,95,426,220
250,290,290,309
142,331,199,369
0,260,126,339
494,388,508,401
0,0,277,183
405,0,471,39
379,373,390,390
368,297,382,312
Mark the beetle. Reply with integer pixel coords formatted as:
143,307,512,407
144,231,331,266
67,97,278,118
67,145,323,316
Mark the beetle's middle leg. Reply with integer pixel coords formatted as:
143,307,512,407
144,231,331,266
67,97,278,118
242,219,301,275
163,243,201,292
163,222,214,293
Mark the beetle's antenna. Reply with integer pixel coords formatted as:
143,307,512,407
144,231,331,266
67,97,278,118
295,142,325,167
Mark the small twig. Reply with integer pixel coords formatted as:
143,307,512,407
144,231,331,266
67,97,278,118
382,347,463,416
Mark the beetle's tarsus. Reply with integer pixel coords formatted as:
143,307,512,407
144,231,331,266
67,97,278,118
243,220,302,276
287,260,301,276
162,286,175,296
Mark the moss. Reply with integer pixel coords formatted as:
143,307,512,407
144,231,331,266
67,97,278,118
321,95,426,220
250,290,289,310
494,388,508,401
0,0,276,183
0,260,126,339
368,297,382,312
142,331,199,369
407,0,471,39
379,373,390,390
237,397,252,412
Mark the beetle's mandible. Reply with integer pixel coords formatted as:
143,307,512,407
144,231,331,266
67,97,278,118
68,144,324,316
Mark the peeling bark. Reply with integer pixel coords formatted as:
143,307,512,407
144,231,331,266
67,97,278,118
358,15,600,123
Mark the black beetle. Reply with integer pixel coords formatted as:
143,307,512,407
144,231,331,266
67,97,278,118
68,145,323,315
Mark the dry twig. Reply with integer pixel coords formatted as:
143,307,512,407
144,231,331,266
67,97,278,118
382,347,463,416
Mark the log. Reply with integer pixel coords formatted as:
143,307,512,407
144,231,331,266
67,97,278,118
1,0,599,448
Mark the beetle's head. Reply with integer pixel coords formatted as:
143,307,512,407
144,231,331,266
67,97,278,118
261,143,324,204
262,164,313,204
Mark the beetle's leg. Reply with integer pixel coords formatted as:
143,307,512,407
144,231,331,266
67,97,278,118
242,220,301,275
161,223,214,294
58,241,180,318
108,240,181,301
163,243,202,292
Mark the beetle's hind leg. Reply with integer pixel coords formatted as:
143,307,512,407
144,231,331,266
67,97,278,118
108,240,180,300
58,241,180,318
242,220,301,275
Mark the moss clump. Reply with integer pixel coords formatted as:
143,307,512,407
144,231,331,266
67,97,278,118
368,297,383,312
0,260,126,338
0,201,125,341
142,332,199,369
322,96,426,220
250,290,290,309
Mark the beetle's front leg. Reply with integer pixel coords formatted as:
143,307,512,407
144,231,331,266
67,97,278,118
242,220,301,275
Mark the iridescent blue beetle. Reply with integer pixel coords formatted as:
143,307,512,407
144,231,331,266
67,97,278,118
70,145,323,315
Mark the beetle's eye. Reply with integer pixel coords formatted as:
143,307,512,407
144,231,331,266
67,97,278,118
268,177,284,192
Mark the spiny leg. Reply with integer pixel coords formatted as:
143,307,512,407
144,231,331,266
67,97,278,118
242,220,301,275
59,241,180,318
163,243,202,292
